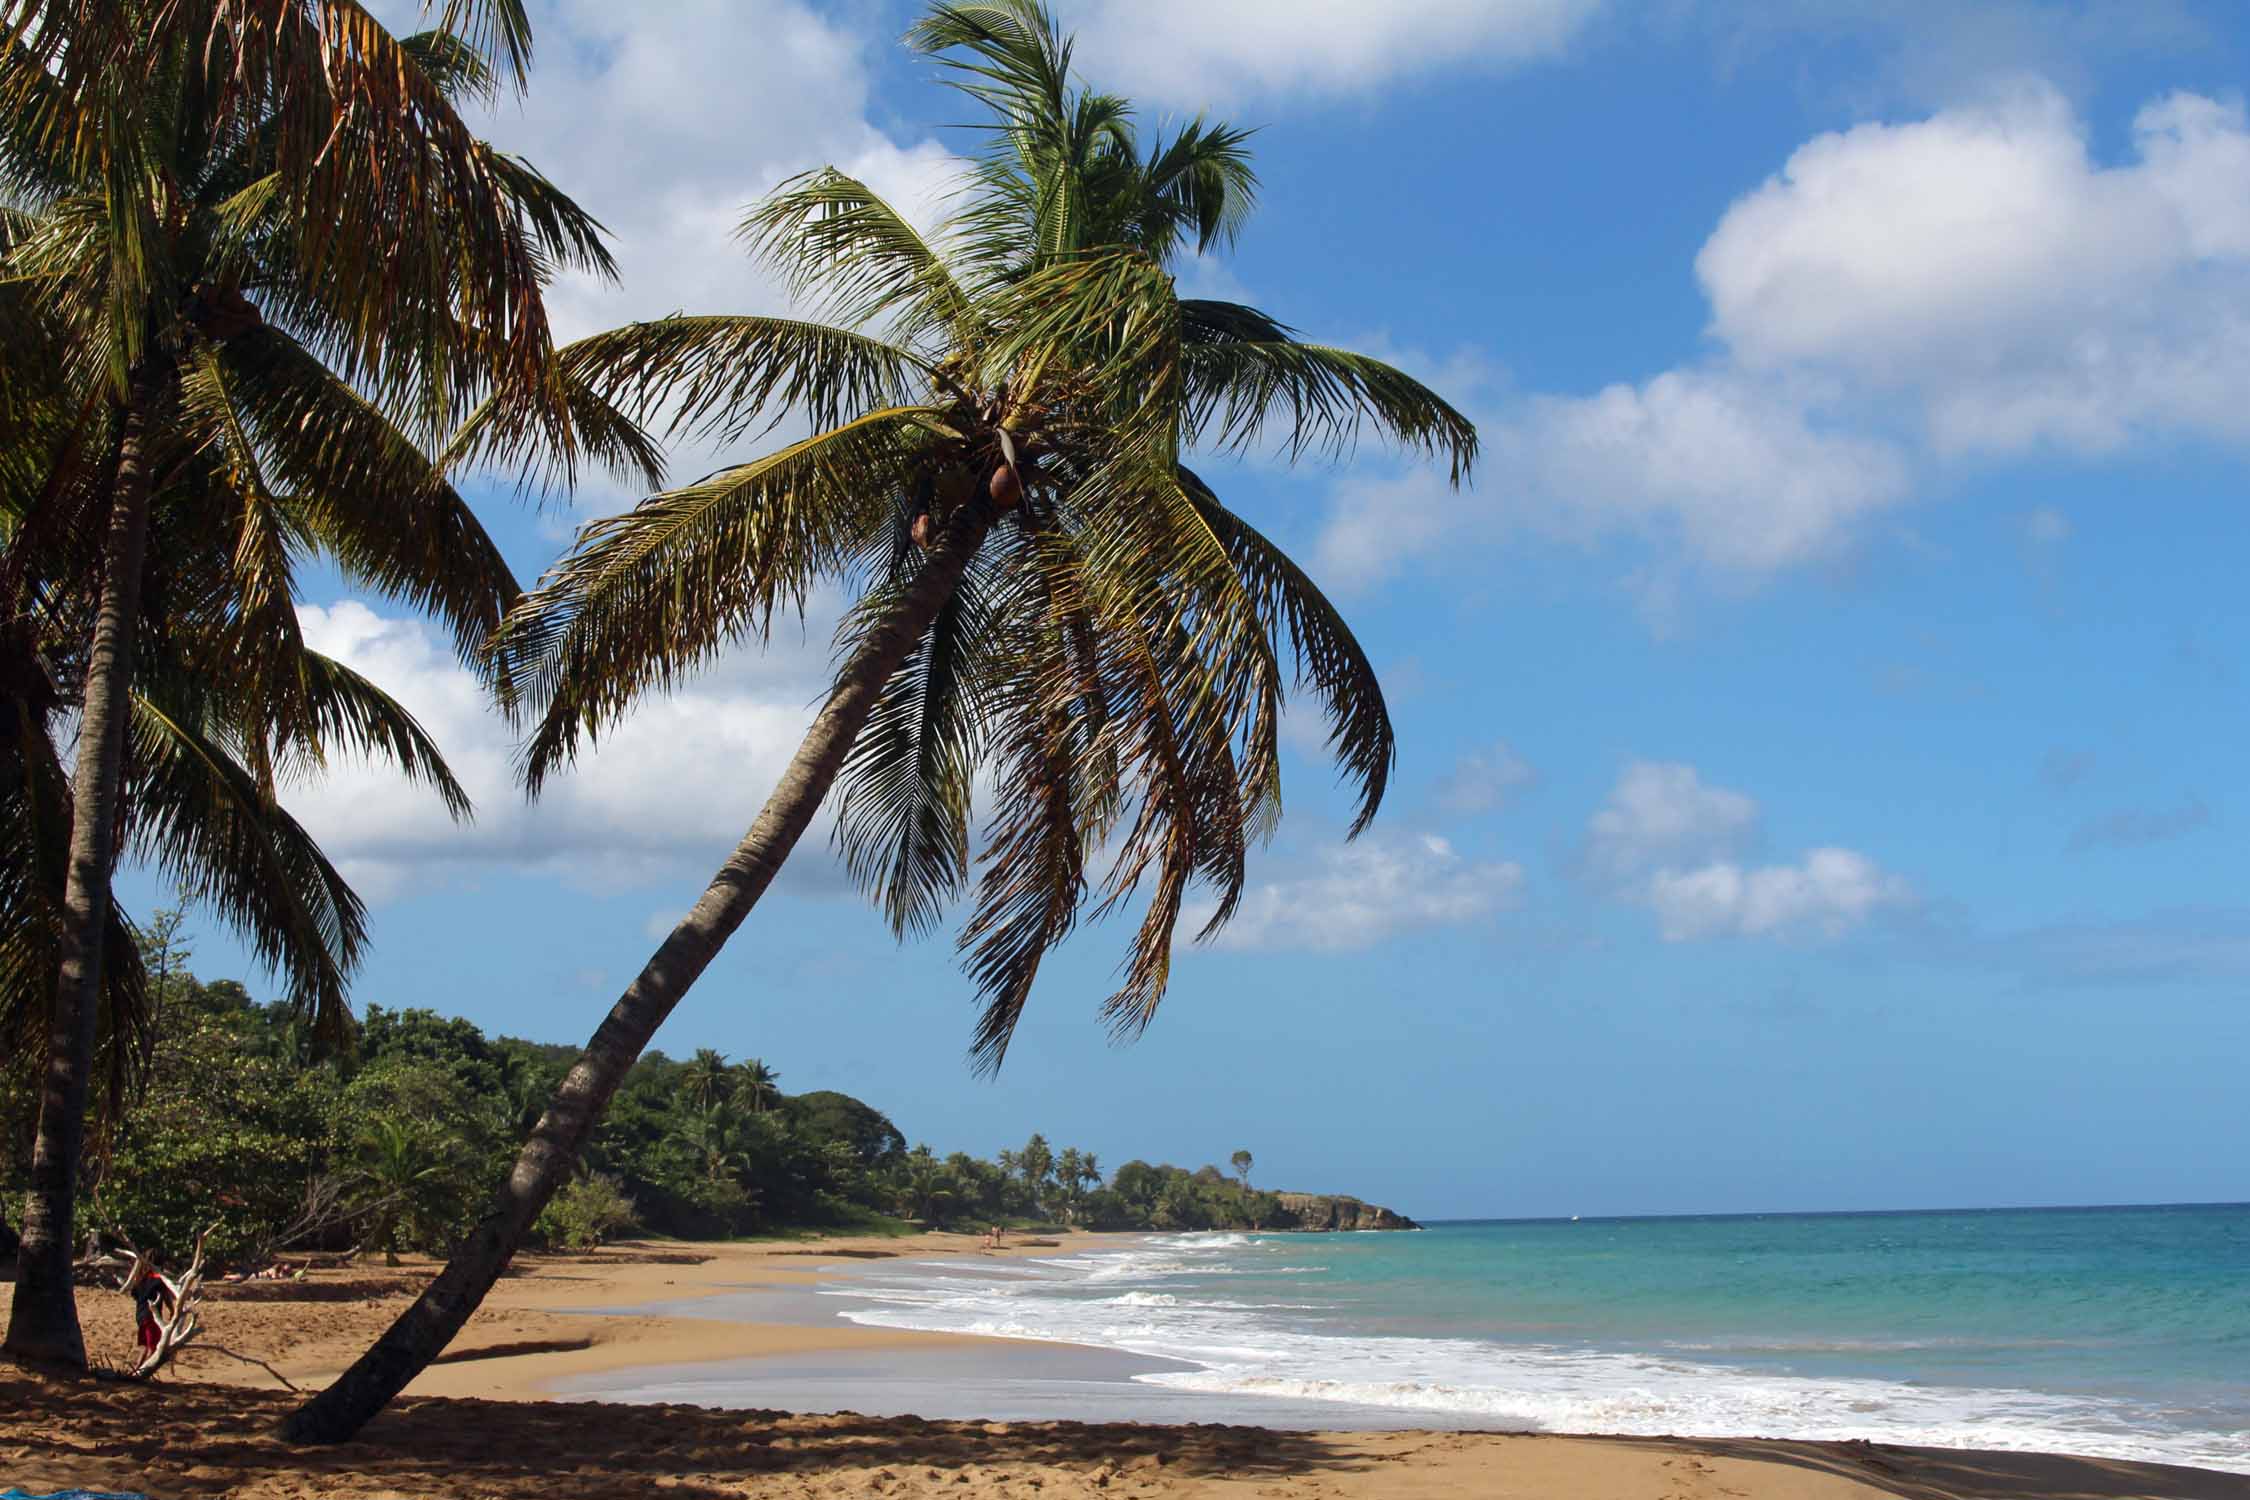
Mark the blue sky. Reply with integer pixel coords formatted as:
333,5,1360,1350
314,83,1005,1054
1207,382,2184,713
137,0,2250,1219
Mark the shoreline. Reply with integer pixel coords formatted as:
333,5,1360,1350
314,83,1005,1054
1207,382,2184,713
5,1232,2247,1498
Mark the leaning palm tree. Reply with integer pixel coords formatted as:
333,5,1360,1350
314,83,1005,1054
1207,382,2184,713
1,0,638,1367
282,0,1474,1442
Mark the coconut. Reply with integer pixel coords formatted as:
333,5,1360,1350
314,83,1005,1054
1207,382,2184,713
910,512,936,551
988,462,1023,509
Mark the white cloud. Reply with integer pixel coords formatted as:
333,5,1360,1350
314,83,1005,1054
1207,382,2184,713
1059,0,1600,104
1321,367,1910,591
1583,760,1759,881
1697,83,2250,456
287,600,844,901
1435,741,1537,815
1647,847,1912,940
1191,832,1524,952
1318,83,2250,601
1583,762,1908,942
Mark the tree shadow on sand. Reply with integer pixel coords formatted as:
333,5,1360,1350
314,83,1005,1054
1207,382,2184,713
2,1376,1377,1499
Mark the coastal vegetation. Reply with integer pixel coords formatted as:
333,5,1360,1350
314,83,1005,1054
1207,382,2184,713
0,933,1340,1264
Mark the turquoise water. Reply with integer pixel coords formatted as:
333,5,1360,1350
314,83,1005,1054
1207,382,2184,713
829,1204,2250,1470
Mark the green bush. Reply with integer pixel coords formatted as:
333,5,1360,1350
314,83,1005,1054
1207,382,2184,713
535,1172,640,1251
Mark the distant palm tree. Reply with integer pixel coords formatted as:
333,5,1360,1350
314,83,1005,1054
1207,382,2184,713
1231,1149,1253,1189
691,1100,751,1184
352,1120,450,1266
284,0,1472,1443
680,1048,732,1114
735,1057,782,1114
1,0,632,1369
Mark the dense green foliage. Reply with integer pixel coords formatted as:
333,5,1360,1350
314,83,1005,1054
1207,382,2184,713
0,925,1289,1262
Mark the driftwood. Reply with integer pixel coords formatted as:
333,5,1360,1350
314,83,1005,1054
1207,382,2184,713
88,1222,218,1380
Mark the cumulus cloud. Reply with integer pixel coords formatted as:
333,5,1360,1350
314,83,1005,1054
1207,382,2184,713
1647,847,1912,940
1059,0,1600,104
1435,741,1537,816
287,600,846,901
1318,83,2250,599
1583,762,1908,941
1190,833,1524,952
1698,83,2250,455
1318,369,1910,590
1582,761,1759,881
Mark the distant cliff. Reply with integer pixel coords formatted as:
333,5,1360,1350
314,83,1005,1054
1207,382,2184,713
1269,1192,1418,1232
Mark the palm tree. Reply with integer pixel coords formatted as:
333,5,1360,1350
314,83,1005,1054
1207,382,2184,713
892,1145,955,1224
0,0,633,1368
735,1057,782,1114
691,1099,751,1185
1231,1149,1253,1189
352,1119,450,1267
281,0,1473,1443
680,1048,732,1114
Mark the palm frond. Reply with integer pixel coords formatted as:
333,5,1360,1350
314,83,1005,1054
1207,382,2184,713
492,406,949,789
559,314,932,446
1180,301,1479,480
125,690,366,1042
834,549,1003,936
1179,464,1394,835
0,682,150,1114
284,648,472,820
740,170,973,345
206,325,521,665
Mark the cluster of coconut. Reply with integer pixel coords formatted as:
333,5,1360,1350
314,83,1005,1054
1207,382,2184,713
183,280,263,342
910,431,1032,551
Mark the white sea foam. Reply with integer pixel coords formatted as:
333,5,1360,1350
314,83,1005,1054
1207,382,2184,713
822,1235,2250,1475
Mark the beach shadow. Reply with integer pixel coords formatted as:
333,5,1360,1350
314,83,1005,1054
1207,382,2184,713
1683,1437,2250,1500
353,1394,1376,1486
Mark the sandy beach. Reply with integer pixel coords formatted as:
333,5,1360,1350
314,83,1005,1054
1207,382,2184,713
4,1232,2246,1499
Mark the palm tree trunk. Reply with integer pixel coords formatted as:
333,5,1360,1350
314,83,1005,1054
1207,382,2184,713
6,364,168,1368
280,505,995,1444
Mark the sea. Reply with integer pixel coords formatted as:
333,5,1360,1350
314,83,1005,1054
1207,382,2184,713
791,1205,2249,1472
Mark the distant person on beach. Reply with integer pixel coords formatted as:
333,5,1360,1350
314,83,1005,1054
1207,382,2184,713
131,1253,175,1355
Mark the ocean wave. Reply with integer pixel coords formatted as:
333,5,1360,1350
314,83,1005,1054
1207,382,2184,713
822,1237,2250,1475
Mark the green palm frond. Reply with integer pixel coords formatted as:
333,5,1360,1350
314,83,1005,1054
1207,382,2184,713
740,170,974,345
1135,121,1258,259
125,690,367,1041
438,350,668,496
560,315,933,446
492,406,949,789
1178,464,1394,836
284,650,472,820
1180,301,1479,480
397,28,498,102
834,549,1006,936
203,325,521,664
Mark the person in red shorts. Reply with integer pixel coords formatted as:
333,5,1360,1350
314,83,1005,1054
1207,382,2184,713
129,1252,175,1356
